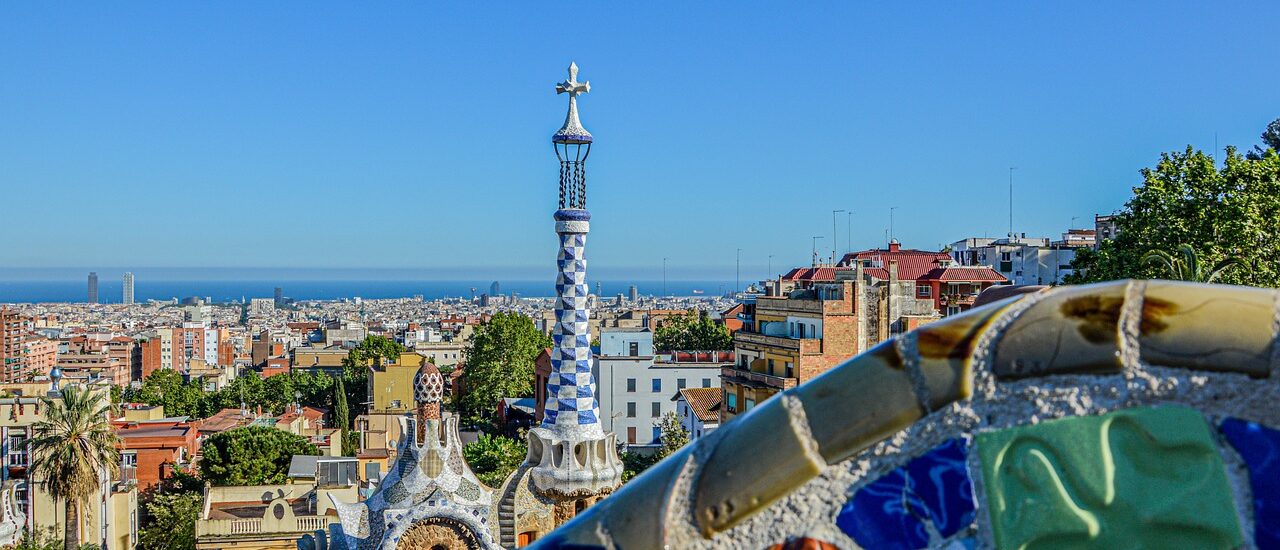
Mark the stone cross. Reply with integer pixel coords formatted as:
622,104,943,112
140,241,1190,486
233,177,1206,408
556,62,590,99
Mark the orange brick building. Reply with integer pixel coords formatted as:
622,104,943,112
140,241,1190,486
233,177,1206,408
116,417,200,490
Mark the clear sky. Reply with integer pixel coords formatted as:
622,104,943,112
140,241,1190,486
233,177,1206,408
2,3,1277,281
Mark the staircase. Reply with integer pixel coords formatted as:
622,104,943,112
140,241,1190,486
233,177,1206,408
498,469,520,548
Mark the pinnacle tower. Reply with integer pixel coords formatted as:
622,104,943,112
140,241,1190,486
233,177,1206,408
527,62,623,499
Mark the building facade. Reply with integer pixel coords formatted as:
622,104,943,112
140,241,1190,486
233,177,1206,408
590,328,726,448
122,272,134,305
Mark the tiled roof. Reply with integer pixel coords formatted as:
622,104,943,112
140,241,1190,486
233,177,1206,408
841,247,951,281
919,266,1008,283
676,387,722,423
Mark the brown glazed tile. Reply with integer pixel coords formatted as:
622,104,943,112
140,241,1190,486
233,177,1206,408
993,280,1129,378
1139,281,1276,377
913,299,1017,409
694,395,826,537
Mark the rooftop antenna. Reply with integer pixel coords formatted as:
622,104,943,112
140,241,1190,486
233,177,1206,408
889,206,899,243
845,211,853,256
735,248,742,293
811,236,824,267
1008,167,1017,238
662,257,669,297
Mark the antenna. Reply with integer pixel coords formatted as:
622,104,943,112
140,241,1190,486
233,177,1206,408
889,206,899,243
811,236,824,267
1008,167,1017,238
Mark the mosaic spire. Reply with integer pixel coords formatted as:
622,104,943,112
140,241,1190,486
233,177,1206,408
527,62,622,499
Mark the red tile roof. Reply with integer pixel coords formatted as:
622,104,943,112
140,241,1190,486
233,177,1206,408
919,266,1007,283
675,387,722,423
840,247,952,281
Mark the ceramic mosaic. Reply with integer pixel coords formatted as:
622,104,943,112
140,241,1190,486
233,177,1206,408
976,406,1242,549
536,280,1280,549
1221,417,1280,549
836,438,975,549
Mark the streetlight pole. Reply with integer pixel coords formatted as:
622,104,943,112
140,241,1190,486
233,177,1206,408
735,248,742,294
832,209,845,265
846,211,852,256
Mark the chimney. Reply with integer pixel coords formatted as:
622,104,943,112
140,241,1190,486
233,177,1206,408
888,240,901,253
889,260,899,283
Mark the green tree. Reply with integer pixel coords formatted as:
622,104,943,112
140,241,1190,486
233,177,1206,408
654,311,732,352
127,369,204,418
620,450,660,483
29,387,120,550
462,433,526,488
137,491,201,550
199,426,319,486
1247,117,1280,160
459,313,552,420
1141,244,1243,283
656,411,690,458
1067,145,1280,286
333,377,356,455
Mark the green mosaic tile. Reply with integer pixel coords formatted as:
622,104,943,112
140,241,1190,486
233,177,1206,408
976,406,1242,550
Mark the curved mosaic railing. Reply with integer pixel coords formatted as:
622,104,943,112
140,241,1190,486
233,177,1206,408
532,280,1280,549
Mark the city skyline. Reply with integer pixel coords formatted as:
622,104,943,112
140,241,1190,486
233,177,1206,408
3,4,1278,274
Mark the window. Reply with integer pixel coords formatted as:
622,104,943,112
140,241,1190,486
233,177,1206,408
767,359,775,374
744,398,756,411
784,361,794,378
651,379,661,392
1000,261,1013,272
626,378,636,392
917,285,931,298
652,402,661,417
626,402,636,418
652,426,661,443
1000,252,1011,261
627,427,636,444
629,342,639,356
727,393,738,413
6,435,26,467
121,452,138,467
798,324,806,339
677,378,686,389
739,354,748,368
701,378,711,388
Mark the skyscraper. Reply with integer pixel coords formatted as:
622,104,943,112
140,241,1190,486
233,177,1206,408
490,280,501,296
273,286,283,304
629,284,639,302
122,272,134,305
87,272,98,304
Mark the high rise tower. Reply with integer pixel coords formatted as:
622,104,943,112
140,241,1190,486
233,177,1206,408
526,61,623,505
87,272,98,304
122,272,134,305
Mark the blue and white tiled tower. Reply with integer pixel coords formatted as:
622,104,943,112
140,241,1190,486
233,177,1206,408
527,62,624,499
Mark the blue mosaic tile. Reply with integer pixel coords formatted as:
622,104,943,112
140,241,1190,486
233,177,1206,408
835,438,975,550
1221,417,1280,549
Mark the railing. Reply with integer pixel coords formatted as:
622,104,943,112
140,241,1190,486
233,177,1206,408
734,331,801,350
720,367,797,390
195,515,334,537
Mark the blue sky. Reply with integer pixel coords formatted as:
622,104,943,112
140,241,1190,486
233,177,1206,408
2,3,1277,281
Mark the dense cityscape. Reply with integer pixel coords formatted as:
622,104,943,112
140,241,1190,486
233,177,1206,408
5,5,1280,550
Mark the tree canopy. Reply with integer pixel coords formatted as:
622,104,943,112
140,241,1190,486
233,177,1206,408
459,313,552,419
462,432,526,488
30,386,120,550
126,368,337,420
199,426,319,486
654,311,732,352
1067,145,1280,286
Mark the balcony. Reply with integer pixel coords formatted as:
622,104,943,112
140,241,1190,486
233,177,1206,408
721,366,797,391
734,330,801,351
195,515,331,537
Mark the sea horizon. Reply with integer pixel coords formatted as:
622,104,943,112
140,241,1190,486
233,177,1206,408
0,279,739,304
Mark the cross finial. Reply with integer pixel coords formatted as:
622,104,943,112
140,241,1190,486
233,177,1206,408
556,62,590,98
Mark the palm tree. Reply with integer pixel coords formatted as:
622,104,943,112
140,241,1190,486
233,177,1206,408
29,386,120,550
1142,244,1243,283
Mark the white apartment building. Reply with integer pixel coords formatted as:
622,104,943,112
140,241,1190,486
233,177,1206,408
949,233,1083,285
593,328,729,449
